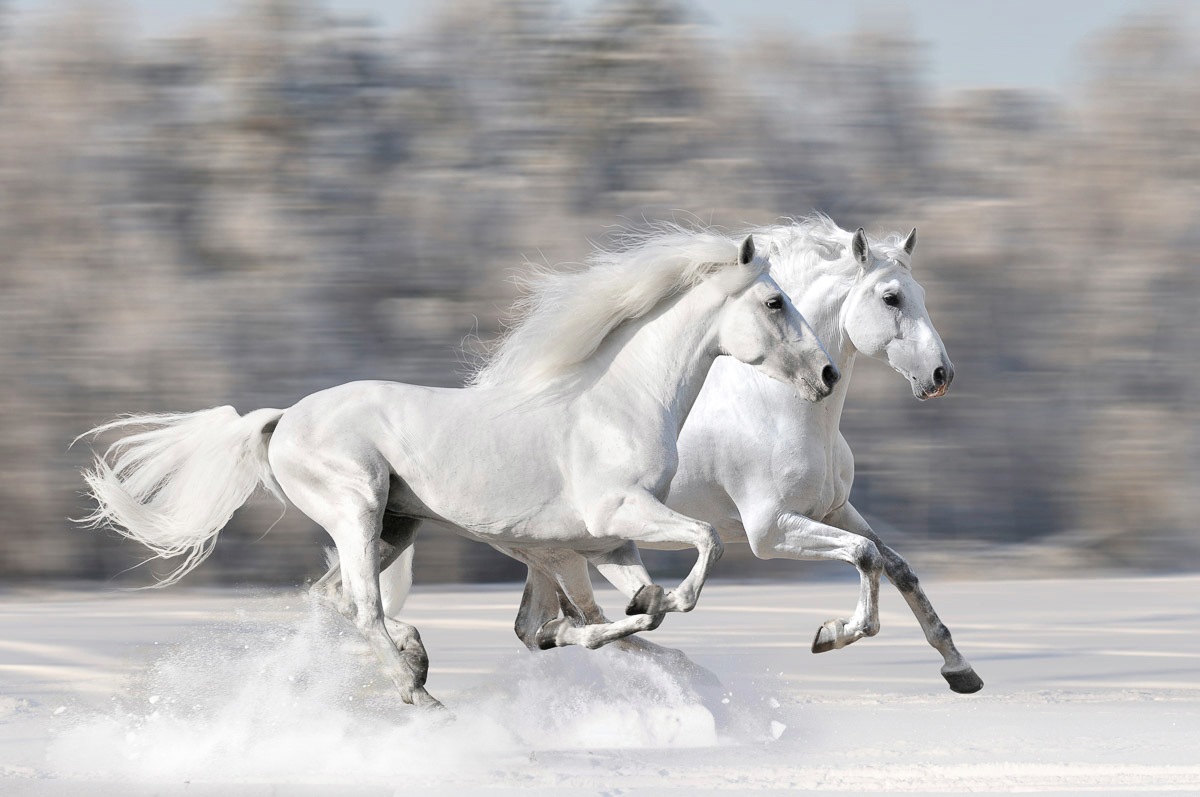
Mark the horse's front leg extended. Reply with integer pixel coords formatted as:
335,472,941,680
824,502,983,694
745,508,883,652
594,491,722,615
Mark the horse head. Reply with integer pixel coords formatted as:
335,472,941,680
842,227,954,400
714,235,839,403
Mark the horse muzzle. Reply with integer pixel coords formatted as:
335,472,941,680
915,363,954,400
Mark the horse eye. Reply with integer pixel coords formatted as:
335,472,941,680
882,293,900,308
765,296,783,310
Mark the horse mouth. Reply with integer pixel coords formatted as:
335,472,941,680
916,383,948,401
804,377,834,402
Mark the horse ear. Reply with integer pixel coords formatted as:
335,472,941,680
902,227,917,256
738,235,756,265
851,228,870,266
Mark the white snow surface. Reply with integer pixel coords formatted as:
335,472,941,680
1,574,1199,795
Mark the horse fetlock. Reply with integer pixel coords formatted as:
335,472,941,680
813,616,880,653
661,585,699,613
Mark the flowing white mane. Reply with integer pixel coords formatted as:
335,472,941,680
471,227,763,393
754,214,911,290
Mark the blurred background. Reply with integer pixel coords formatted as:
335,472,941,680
1,0,1197,586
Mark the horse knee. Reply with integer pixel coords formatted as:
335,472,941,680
855,539,883,575
890,562,920,593
707,529,725,563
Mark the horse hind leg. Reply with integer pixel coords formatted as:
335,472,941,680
310,513,415,617
329,518,442,709
275,449,443,710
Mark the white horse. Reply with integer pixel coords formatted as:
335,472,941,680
368,216,983,693
79,231,839,708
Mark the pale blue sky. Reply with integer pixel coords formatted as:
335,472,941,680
10,0,1186,90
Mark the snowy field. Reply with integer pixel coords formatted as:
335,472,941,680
2,574,1199,795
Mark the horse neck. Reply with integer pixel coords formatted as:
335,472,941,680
589,286,722,435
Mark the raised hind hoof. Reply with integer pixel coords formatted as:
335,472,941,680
626,583,666,616
535,618,569,650
942,667,984,694
811,619,847,654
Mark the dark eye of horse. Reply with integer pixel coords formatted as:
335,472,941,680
765,296,783,310
882,293,900,308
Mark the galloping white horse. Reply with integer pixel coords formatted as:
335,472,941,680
369,216,983,693
79,231,839,708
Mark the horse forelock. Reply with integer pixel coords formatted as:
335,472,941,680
758,214,913,294
470,226,760,394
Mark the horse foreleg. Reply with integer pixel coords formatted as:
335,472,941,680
595,491,722,615
745,507,882,652
825,502,983,694
501,544,665,650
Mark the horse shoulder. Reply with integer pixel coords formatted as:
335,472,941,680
814,430,856,519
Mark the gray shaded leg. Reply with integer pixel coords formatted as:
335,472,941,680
513,565,565,650
327,516,442,709
500,546,725,693
311,514,414,615
743,506,883,652
827,502,983,694
498,544,664,651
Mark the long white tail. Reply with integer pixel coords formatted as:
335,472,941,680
77,405,286,587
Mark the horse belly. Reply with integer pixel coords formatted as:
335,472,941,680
376,390,590,545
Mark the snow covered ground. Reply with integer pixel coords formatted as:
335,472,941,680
2,574,1198,795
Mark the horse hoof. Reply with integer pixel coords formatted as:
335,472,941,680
811,624,837,654
811,619,847,654
943,667,984,694
535,618,567,650
410,686,450,714
626,584,665,616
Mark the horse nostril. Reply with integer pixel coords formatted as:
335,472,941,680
933,366,947,387
822,364,840,389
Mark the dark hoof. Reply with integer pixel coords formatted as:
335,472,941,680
535,619,565,650
943,667,984,694
811,624,837,654
626,584,665,616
